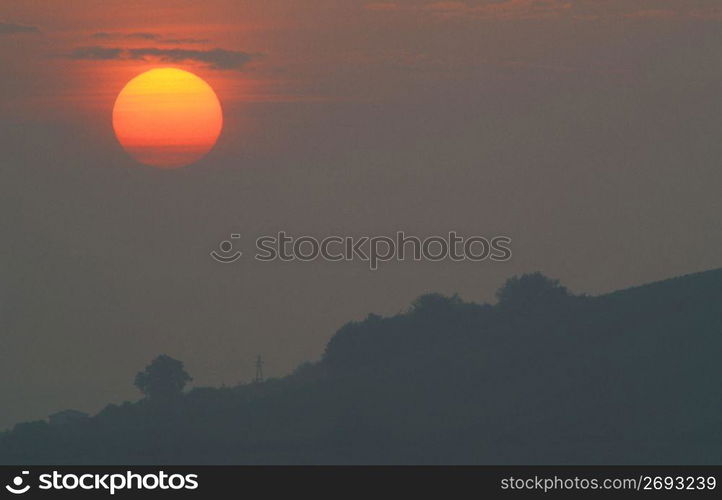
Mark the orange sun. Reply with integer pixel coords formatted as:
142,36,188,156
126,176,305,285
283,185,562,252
112,68,223,169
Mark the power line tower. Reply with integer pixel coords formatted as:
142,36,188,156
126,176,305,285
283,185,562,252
254,355,264,383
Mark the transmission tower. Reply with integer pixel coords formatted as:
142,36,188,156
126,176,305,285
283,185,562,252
254,355,264,383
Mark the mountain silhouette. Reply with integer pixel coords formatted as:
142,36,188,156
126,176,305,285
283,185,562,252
1,269,720,464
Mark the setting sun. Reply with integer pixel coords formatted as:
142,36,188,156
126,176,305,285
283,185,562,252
112,68,223,169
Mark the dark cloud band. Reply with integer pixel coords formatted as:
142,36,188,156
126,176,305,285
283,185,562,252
0,21,39,34
91,32,160,40
67,46,257,71
90,32,208,44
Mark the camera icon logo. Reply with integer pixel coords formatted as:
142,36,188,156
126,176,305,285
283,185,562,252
6,471,30,495
211,234,242,263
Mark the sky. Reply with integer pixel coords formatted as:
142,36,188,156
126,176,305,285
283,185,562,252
1,0,722,429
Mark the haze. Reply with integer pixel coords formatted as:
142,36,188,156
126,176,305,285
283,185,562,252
1,0,721,429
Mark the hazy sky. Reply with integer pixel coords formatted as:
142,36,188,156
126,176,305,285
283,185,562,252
1,0,721,429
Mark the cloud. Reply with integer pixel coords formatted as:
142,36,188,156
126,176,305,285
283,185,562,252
623,9,677,20
69,46,124,60
429,0,572,19
92,32,160,40
159,38,210,45
90,32,208,44
67,46,257,70
0,21,39,34
364,0,572,19
365,2,401,11
424,2,467,12
127,48,255,70
365,0,722,22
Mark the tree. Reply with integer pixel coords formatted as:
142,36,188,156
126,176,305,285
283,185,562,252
410,293,462,317
134,355,192,400
495,272,570,312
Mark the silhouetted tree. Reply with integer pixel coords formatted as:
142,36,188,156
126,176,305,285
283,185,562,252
495,272,570,312
134,355,192,401
411,293,462,315
1,269,720,465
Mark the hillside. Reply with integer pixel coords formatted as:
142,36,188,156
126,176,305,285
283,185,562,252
1,269,721,464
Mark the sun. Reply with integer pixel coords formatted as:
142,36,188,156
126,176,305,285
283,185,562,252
112,68,223,169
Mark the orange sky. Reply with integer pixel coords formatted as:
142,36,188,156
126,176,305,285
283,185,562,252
5,0,722,126
0,1,299,122
3,0,722,161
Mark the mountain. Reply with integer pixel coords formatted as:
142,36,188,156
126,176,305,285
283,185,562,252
1,269,720,464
